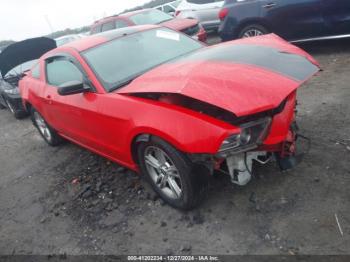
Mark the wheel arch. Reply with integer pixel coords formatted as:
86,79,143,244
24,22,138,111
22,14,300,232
126,112,235,166
234,18,271,38
129,130,187,166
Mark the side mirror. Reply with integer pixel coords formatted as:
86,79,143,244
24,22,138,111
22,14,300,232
58,80,91,96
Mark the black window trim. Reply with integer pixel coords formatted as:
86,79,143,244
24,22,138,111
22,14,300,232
44,53,96,92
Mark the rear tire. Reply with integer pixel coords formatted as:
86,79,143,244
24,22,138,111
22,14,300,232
238,24,269,38
30,107,63,146
137,136,208,210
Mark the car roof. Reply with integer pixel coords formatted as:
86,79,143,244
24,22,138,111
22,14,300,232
93,8,156,25
119,8,155,18
55,34,80,40
57,25,160,52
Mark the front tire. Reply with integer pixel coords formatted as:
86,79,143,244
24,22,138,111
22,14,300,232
30,108,63,146
238,24,269,38
137,136,208,210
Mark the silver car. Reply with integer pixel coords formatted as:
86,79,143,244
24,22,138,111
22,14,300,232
175,0,224,31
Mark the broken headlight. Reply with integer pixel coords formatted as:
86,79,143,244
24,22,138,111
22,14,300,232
218,118,271,156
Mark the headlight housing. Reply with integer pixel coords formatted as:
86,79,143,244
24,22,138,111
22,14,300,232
218,118,271,156
4,87,19,95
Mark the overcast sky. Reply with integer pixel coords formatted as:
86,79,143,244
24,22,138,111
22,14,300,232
0,0,150,41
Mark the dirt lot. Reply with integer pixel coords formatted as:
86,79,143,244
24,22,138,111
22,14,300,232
0,37,349,256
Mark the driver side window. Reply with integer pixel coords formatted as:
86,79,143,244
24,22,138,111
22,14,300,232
46,58,83,87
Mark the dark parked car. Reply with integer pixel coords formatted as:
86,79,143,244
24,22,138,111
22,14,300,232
90,9,207,42
0,37,56,118
218,0,350,42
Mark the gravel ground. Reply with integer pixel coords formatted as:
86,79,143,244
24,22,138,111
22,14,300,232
0,36,349,256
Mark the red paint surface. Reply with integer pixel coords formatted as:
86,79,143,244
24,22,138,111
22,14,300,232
20,30,319,172
118,61,301,117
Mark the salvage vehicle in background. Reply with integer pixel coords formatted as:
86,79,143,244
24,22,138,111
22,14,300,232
90,9,207,42
19,25,319,209
55,34,83,47
175,0,224,31
155,0,181,16
0,37,56,119
219,0,350,42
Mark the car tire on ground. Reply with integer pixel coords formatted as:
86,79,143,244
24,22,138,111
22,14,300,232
30,107,63,146
137,136,208,210
4,98,28,119
238,24,269,39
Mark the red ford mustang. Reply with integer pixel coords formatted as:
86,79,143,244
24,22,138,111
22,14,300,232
19,25,319,209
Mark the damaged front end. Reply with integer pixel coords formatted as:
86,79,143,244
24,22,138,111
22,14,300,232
215,117,272,186
118,33,320,186
137,90,308,187
212,92,310,186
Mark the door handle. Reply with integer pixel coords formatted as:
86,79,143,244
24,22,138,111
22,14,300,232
46,95,52,104
263,2,276,9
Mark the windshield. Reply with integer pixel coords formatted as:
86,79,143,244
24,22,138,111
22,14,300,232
129,9,174,25
5,59,37,78
82,28,203,91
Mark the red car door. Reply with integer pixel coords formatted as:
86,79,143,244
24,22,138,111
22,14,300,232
43,55,107,149
42,55,131,163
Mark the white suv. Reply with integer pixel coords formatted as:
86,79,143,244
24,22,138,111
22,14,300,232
175,0,224,31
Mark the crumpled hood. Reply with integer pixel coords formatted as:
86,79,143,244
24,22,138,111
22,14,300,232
0,37,56,77
118,34,320,117
159,18,198,31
